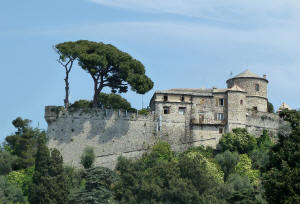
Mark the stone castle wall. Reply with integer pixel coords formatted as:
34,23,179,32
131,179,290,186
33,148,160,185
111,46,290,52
246,110,285,137
45,106,194,169
45,105,283,169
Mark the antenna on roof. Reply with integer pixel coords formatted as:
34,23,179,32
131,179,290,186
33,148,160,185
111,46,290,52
230,72,233,77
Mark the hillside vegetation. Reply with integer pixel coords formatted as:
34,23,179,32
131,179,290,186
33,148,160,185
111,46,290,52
0,109,299,203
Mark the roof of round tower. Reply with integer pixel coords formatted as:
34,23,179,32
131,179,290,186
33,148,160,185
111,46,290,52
227,69,268,82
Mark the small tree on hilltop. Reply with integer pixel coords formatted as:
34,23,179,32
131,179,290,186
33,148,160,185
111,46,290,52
80,146,95,169
76,40,154,106
55,42,80,109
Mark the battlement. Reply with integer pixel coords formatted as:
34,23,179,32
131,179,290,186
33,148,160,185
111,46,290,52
45,106,154,124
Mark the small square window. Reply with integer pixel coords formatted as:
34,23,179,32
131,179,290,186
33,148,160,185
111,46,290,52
255,84,260,91
164,95,168,101
253,106,258,111
199,114,204,121
219,128,223,134
178,107,186,115
216,113,224,120
240,100,243,105
181,96,185,102
163,107,170,114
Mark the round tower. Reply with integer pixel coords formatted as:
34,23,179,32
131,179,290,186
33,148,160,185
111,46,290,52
226,70,268,112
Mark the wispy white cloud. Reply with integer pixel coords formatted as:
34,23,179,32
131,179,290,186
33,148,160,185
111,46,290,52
7,19,299,61
89,0,300,24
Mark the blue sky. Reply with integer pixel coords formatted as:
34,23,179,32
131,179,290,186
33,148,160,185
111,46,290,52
0,0,299,142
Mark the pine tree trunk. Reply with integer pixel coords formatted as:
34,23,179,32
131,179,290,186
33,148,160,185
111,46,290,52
64,70,70,109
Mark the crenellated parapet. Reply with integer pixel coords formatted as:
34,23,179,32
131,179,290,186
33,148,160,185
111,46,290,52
45,106,155,123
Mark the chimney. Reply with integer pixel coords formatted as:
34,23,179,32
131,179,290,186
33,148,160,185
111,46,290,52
263,74,267,79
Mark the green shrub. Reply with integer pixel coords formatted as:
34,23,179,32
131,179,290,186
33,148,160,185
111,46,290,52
184,145,214,159
80,147,96,169
98,93,131,110
219,128,257,154
7,167,34,197
215,150,239,180
69,100,92,110
0,151,17,175
138,108,151,115
0,176,26,204
267,101,274,113
234,154,260,186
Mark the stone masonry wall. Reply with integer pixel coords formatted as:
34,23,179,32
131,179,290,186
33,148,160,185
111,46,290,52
46,107,158,169
246,110,284,137
45,106,192,169
45,105,283,169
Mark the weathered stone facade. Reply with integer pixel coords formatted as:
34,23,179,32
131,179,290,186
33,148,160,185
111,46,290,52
45,70,284,169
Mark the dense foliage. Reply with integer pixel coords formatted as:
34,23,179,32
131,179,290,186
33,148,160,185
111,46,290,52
113,140,268,204
0,176,25,204
98,93,131,110
69,93,132,110
4,117,45,170
0,151,17,175
68,167,118,204
2,108,300,203
263,109,300,203
29,135,68,204
219,128,257,154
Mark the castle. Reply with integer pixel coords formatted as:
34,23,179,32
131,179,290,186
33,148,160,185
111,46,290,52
45,70,284,168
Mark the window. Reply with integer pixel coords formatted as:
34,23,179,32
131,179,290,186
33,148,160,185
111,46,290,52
255,84,260,91
219,128,223,134
163,95,168,101
163,106,170,114
199,114,204,120
240,100,243,105
178,107,186,115
216,113,224,120
181,96,185,102
253,106,258,111
219,98,224,106
216,98,225,106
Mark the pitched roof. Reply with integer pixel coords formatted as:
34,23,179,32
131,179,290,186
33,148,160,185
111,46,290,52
229,69,267,82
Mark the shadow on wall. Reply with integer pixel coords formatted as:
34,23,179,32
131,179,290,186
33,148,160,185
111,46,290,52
46,108,133,145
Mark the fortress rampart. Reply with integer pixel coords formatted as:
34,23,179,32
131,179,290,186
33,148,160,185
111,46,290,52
45,105,284,169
